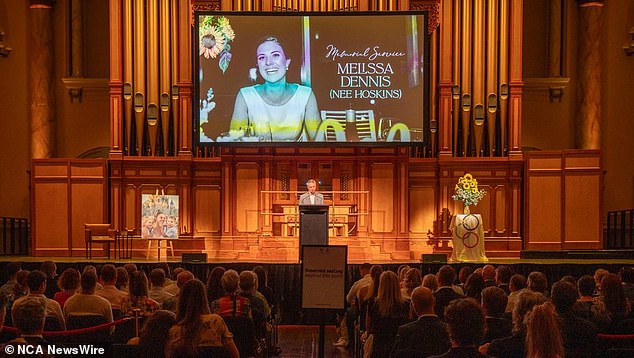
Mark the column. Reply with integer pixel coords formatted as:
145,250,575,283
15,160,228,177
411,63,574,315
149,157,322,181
576,0,603,149
30,0,56,158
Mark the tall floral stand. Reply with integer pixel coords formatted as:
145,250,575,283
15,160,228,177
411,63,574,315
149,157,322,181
449,207,488,262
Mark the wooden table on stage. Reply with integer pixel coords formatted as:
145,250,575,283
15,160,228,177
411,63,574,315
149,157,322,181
115,230,136,259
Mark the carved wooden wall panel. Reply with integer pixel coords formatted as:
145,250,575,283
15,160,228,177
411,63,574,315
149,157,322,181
370,163,395,234
235,163,259,233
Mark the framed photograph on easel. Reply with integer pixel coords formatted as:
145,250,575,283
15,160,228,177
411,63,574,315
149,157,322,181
141,193,179,239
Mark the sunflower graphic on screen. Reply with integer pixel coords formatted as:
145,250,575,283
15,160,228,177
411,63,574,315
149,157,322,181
199,16,235,73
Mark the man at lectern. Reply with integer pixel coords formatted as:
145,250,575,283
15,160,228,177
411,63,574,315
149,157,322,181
299,178,324,205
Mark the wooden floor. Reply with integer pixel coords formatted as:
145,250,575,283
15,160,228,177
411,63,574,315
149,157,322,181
276,325,352,358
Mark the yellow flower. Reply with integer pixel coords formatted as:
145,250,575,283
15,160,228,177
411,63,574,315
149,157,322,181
217,17,235,41
464,173,473,180
472,188,478,193
200,27,226,59
462,183,470,190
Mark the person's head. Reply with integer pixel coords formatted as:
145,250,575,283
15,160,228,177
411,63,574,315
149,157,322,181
437,265,457,287
482,265,496,282
58,268,80,292
221,269,240,294
359,263,372,277
509,273,527,292
481,286,508,317
525,302,564,358
124,263,138,276
422,274,439,292
411,286,435,317
156,263,171,279
257,37,291,84
560,275,577,286
239,270,257,294
150,268,166,288
11,296,47,335
404,268,423,292
458,266,474,285
176,270,194,289
512,290,547,334
550,281,578,313
397,265,411,283
26,270,47,294
138,310,177,354
80,271,98,294
464,272,485,300
619,267,634,285
207,266,226,292
40,261,57,278
594,268,609,289
166,216,177,227
116,267,129,289
82,265,97,276
253,266,268,288
6,262,22,280
444,298,485,347
155,211,167,226
100,264,117,285
369,265,383,297
495,265,513,285
527,271,548,294
129,270,150,297
376,271,402,317
176,279,210,322
577,275,596,297
600,273,629,316
14,270,30,297
143,216,155,229
172,267,184,280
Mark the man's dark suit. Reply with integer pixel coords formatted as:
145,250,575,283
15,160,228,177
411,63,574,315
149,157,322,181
434,287,463,320
482,316,513,343
559,310,597,358
390,315,450,358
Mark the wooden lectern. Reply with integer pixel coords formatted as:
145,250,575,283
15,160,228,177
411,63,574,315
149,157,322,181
299,205,329,247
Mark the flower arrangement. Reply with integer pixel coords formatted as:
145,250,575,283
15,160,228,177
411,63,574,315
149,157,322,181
199,16,235,73
452,173,486,207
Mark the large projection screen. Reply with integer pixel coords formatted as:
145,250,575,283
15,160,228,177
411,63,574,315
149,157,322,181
195,12,429,145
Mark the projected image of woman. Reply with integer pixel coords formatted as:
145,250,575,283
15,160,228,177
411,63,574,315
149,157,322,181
229,37,321,141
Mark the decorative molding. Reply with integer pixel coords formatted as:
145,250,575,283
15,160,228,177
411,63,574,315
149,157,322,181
192,1,221,25
61,77,109,103
523,77,570,102
410,0,440,34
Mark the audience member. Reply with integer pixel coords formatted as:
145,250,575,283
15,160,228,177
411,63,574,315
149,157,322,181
115,266,130,293
127,309,176,358
0,263,21,299
148,268,175,308
525,302,564,358
156,263,174,286
13,270,65,330
506,273,526,313
238,270,269,337
594,268,610,294
53,267,80,308
482,265,497,287
560,275,577,286
481,289,546,358
600,273,631,331
495,266,513,295
619,267,634,309
40,261,60,299
422,273,439,292
164,267,185,295
212,270,251,318
127,270,160,317
357,265,382,331
165,279,239,358
366,271,410,358
82,265,103,290
63,271,113,331
435,265,463,319
334,262,372,347
457,266,474,293
464,272,486,301
96,264,129,314
397,265,411,289
527,271,549,297
2,296,53,357
206,266,226,302
481,286,512,344
253,266,275,311
163,270,195,310
551,280,597,357
401,268,422,301
124,263,138,277
391,287,450,358
431,298,485,358
572,275,610,331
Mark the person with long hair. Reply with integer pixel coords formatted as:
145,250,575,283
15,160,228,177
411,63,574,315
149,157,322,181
600,273,631,331
165,279,239,358
127,310,176,358
127,270,160,317
525,303,564,358
366,271,411,358
464,272,486,301
422,274,439,292
206,266,226,302
401,268,422,301
53,268,80,308
357,265,383,331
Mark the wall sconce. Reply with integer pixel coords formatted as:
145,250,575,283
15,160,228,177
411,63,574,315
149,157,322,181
625,27,634,56
0,31,12,58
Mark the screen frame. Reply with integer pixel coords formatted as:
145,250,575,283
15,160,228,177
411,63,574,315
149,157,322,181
193,11,431,148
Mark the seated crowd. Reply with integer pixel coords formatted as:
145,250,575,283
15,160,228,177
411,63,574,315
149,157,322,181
335,263,634,358
0,261,632,357
0,261,279,358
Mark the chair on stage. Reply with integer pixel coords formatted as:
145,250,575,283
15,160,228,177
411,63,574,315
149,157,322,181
84,223,116,259
319,109,377,141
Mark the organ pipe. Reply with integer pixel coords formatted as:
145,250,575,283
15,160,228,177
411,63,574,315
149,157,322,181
133,0,146,155
486,0,498,156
